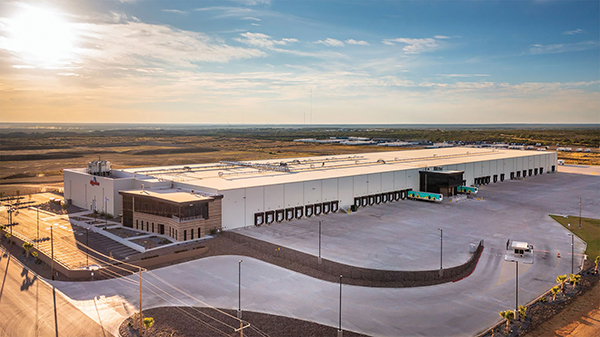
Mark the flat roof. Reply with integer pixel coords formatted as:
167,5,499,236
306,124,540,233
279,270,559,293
119,189,214,204
511,241,529,249
117,147,554,191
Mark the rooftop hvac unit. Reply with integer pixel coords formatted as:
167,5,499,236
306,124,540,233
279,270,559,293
87,160,111,176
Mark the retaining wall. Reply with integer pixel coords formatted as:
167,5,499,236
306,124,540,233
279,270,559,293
223,231,484,287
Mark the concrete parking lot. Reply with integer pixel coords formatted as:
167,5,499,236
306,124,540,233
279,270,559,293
236,168,595,272
52,168,598,337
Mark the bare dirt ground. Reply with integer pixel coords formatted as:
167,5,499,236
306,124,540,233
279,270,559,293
523,281,600,337
120,306,369,337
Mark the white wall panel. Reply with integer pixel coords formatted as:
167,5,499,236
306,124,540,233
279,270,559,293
221,189,245,229
284,182,303,207
353,174,368,196
368,173,382,194
393,171,406,190
264,184,284,210
381,172,394,193
245,186,264,217
321,178,338,202
304,180,322,204
482,160,490,176
405,169,419,190
338,177,354,207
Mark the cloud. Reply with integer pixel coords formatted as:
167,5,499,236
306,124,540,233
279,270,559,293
241,17,261,21
315,38,344,47
382,37,443,54
162,9,188,15
345,39,369,46
434,35,450,39
529,41,598,55
235,32,297,48
437,74,490,78
563,29,584,35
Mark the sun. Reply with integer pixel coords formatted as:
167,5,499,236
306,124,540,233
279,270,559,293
5,5,76,68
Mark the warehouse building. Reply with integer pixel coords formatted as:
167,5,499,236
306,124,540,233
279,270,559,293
63,148,557,241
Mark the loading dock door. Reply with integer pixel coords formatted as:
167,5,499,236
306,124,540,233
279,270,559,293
322,202,330,214
276,209,284,222
295,207,303,219
286,208,294,220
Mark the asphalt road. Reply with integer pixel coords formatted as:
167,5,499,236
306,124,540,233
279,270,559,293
0,248,110,337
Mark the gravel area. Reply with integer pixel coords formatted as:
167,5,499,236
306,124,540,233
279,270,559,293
119,307,370,337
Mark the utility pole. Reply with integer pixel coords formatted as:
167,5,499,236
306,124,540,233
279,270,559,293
36,206,39,244
338,275,343,337
51,226,54,280
139,267,143,334
318,220,322,265
578,197,582,229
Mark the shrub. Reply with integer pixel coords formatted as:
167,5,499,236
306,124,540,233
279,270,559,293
209,228,217,235
539,296,547,303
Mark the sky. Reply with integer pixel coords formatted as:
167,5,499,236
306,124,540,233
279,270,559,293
0,0,598,124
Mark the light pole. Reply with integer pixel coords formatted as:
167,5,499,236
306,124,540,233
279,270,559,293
338,274,343,337
578,197,582,229
318,220,322,265
105,197,109,226
568,234,574,274
515,261,518,318
438,228,443,275
238,260,243,337
86,228,89,266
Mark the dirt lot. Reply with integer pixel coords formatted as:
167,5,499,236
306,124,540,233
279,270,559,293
524,281,600,337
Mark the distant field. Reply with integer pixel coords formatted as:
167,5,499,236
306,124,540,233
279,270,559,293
0,127,598,197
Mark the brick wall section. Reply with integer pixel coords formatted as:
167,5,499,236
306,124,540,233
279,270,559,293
133,198,222,241
223,231,484,287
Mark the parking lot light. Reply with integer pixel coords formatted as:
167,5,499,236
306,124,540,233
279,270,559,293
438,228,443,272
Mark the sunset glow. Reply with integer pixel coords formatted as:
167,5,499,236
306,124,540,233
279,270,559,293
4,5,76,68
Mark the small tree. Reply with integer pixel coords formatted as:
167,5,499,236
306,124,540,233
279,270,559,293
551,286,560,301
518,305,527,320
5,233,12,246
143,317,155,336
556,274,567,293
499,310,515,330
571,274,581,288
32,251,39,263
0,225,5,240
23,242,34,258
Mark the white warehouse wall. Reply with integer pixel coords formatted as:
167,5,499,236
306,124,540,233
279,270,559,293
63,170,134,216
